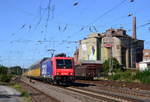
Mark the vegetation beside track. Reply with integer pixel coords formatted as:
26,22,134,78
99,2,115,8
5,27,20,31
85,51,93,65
0,65,12,83
108,69,150,84
108,70,136,82
0,65,26,83
0,65,31,102
11,83,32,102
103,58,150,84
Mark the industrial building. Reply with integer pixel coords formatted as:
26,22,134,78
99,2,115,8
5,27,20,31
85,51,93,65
136,49,150,70
74,17,144,68
143,49,150,62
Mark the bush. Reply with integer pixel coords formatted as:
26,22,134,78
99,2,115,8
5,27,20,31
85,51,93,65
109,73,121,80
135,69,150,84
103,57,121,73
0,74,12,82
108,70,137,82
103,59,109,73
108,69,150,84
21,91,29,97
0,65,8,75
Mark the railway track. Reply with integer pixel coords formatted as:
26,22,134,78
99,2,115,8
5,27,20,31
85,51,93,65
74,80,150,102
65,87,132,102
20,77,149,102
19,80,59,102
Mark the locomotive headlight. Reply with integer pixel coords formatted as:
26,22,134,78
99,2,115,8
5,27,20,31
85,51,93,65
70,73,73,75
56,72,60,75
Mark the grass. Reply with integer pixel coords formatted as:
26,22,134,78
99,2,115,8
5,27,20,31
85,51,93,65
0,80,32,102
11,83,32,102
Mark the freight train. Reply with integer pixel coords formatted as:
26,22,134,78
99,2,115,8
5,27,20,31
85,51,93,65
24,54,75,84
75,60,103,80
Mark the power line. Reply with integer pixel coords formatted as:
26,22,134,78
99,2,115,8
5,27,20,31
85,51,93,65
89,0,128,25
137,22,150,28
127,21,150,32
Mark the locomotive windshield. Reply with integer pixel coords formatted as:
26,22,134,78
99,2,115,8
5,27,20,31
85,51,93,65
56,59,72,69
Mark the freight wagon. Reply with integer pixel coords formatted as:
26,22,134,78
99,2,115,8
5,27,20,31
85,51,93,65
75,60,103,80
24,55,75,84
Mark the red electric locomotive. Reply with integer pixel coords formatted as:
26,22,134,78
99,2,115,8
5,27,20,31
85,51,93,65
26,53,75,85
40,54,75,84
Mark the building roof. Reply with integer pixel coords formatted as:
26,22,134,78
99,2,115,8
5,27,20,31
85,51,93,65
143,49,150,52
87,28,130,38
86,28,144,42
88,33,102,38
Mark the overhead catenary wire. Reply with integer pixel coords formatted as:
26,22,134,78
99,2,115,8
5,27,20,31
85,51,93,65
4,19,150,45
10,0,133,41
127,21,150,32
9,0,133,36
88,0,128,25
3,0,150,67
45,0,52,29
34,5,46,30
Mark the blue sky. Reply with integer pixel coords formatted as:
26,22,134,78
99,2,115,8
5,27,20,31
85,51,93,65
0,0,150,68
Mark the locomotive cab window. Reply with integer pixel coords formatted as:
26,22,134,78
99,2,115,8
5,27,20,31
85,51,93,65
56,59,72,69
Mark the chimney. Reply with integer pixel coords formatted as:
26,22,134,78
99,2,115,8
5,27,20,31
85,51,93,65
132,16,136,39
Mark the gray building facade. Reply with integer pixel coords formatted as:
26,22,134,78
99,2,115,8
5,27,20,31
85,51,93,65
75,28,144,68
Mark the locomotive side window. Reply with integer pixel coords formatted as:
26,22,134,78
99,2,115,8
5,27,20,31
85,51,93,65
56,59,72,69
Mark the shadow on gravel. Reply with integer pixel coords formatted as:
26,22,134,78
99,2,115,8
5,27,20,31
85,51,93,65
0,95,11,98
0,94,21,98
61,82,95,87
72,82,96,87
29,93,41,96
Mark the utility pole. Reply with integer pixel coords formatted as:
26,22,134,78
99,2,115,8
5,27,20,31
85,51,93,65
109,46,113,74
109,36,113,75
130,16,136,68
132,16,136,39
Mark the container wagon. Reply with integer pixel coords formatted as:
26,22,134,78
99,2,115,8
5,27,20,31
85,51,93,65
75,60,103,80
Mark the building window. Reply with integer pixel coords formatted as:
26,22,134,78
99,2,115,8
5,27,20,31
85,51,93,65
144,52,149,56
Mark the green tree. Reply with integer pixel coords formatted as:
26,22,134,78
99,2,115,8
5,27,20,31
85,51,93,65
0,65,12,83
9,66,22,75
112,58,121,72
0,65,8,75
103,58,120,73
103,59,109,73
